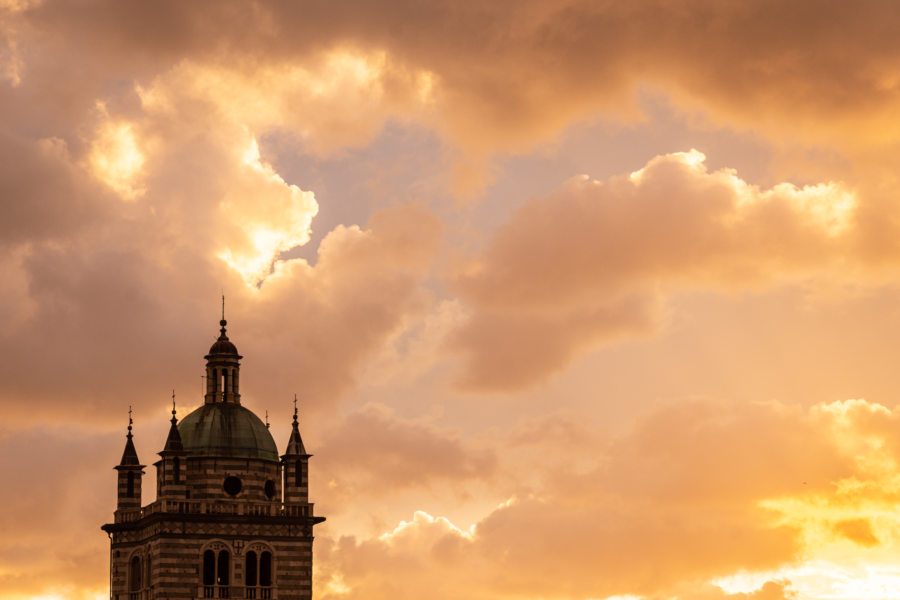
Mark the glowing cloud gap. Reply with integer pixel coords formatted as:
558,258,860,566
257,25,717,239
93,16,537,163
88,115,145,201
217,137,318,287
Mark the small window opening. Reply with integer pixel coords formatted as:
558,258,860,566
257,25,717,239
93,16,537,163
217,550,230,585
202,550,215,586
129,556,142,592
260,551,272,587
245,551,258,587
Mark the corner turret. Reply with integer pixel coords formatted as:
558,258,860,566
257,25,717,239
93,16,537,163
155,393,187,499
281,396,311,507
114,408,145,514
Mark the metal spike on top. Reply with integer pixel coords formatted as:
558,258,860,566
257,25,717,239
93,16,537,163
220,294,227,336
127,405,133,437
293,393,299,425
171,390,177,423
265,409,270,429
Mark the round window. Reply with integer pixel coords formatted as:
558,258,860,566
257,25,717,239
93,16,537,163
223,475,242,496
264,479,276,499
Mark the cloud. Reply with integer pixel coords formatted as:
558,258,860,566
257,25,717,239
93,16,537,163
0,129,109,246
315,403,496,499
5,5,900,600
451,150,861,391
0,7,446,423
0,199,442,426
237,202,443,409
651,580,797,600
11,0,900,163
832,518,879,548
314,398,900,600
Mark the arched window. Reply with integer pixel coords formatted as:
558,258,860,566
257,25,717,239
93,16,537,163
202,550,215,586
129,555,142,592
222,369,228,399
217,550,230,585
245,551,258,587
126,471,135,498
173,456,181,484
295,460,303,487
260,551,272,587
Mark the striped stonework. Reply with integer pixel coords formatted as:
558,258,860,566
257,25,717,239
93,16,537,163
104,453,323,599
102,319,325,600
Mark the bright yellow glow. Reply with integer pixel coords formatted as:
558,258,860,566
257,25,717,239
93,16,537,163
746,401,900,599
630,148,705,182
725,562,900,600
6,588,107,600
324,573,351,596
306,51,383,98
766,182,857,236
89,113,145,200
679,148,706,167
378,510,474,542
714,571,785,595
130,48,437,286
217,136,318,287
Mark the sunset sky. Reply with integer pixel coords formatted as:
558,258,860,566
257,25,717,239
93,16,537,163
7,2,900,599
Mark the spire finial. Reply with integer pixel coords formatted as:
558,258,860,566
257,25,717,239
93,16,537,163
171,390,177,423
265,409,270,429
219,293,227,335
127,405,133,437
293,393,298,425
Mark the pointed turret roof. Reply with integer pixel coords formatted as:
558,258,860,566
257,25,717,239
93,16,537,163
160,393,185,455
118,409,143,467
284,396,308,457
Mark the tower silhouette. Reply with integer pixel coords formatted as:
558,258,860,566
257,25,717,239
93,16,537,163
102,316,324,599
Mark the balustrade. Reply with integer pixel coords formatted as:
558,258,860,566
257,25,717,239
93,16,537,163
197,586,275,599
122,499,315,519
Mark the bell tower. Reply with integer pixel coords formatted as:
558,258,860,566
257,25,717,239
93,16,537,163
204,299,241,404
102,314,325,600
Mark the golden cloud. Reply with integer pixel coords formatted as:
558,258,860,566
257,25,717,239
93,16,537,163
451,150,860,391
314,398,900,600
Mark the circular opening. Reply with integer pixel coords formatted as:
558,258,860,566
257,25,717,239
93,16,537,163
223,475,242,496
264,479,276,499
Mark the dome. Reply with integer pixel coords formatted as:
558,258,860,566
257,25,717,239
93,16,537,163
208,337,239,356
207,319,240,357
178,403,278,461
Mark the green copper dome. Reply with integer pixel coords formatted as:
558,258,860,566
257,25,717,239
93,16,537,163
178,403,278,462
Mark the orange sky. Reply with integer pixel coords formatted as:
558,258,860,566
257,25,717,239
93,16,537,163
5,2,900,599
